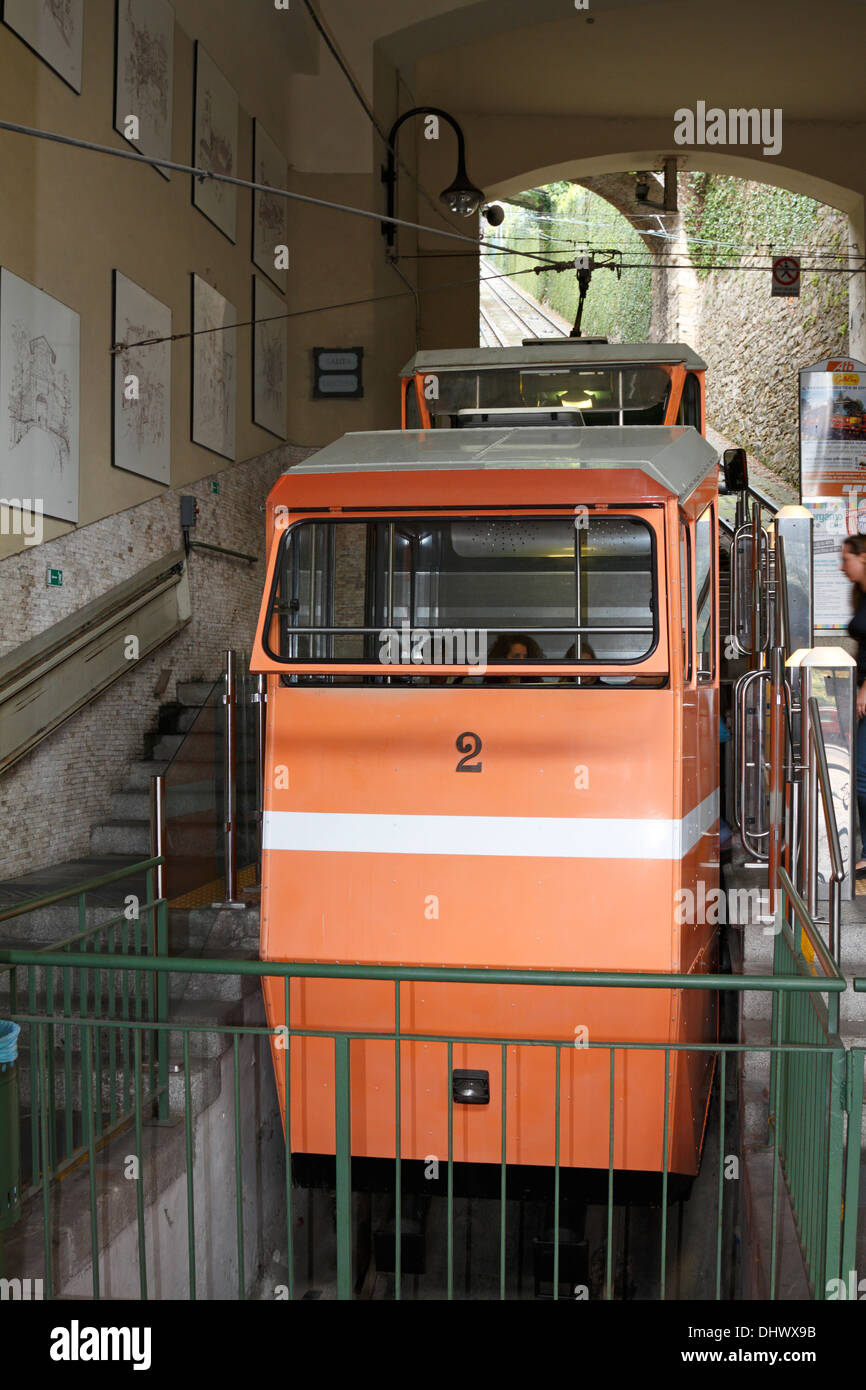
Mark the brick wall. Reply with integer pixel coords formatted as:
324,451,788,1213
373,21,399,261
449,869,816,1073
0,443,312,880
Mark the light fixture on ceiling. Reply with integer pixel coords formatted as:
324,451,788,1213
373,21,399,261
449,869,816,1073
381,106,486,249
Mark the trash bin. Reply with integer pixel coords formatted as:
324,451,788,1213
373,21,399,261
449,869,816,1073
0,1021,21,1231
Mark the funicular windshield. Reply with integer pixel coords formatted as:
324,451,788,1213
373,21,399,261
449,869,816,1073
262,514,663,685
415,365,671,428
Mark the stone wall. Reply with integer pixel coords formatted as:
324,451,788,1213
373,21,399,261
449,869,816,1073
0,443,311,880
684,179,850,490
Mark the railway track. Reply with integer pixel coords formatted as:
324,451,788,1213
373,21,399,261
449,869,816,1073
479,261,571,345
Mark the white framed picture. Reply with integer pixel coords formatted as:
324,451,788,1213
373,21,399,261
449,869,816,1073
192,42,238,242
112,271,171,484
114,0,175,181
0,269,80,523
191,274,236,461
253,275,286,440
3,0,84,93
252,120,288,292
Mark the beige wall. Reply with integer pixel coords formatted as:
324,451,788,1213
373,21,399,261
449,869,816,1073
2,0,866,563
0,1,419,561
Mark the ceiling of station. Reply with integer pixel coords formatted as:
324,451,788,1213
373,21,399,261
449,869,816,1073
376,0,866,121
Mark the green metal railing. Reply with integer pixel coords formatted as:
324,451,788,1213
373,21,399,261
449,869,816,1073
0,857,169,1188
771,869,845,1295
0,856,860,1302
840,1042,865,1288
0,942,851,1298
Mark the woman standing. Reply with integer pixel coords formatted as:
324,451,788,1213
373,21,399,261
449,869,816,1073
842,535,866,873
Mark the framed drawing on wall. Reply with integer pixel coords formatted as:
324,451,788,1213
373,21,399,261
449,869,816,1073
0,269,80,522
252,120,288,293
252,275,286,440
112,271,171,483
114,0,175,181
191,274,236,461
192,42,238,241
3,0,84,93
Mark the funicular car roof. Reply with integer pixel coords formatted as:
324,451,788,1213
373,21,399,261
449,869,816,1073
288,425,719,505
399,343,707,374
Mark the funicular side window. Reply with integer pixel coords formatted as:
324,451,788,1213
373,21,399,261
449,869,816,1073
680,522,692,681
267,515,663,685
404,380,422,429
695,505,715,682
424,367,672,428
677,372,702,430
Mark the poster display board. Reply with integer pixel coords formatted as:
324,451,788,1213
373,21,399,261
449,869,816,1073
799,356,866,629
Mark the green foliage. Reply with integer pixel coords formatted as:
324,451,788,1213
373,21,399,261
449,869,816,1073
681,172,835,277
490,183,652,341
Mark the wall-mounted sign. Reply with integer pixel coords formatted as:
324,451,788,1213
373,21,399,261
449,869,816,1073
46,567,63,587
313,347,364,399
799,355,866,628
772,256,800,297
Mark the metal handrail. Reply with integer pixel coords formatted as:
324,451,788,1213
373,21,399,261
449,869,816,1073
731,514,770,658
734,667,770,853
0,551,190,774
188,541,257,564
776,533,791,655
777,866,843,983
807,696,845,964
0,946,846,991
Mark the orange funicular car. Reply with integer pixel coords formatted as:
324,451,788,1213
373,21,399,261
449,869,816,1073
251,424,720,1182
399,342,706,436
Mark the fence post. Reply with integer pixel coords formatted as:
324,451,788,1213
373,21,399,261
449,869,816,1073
334,1035,352,1300
156,896,169,1123
823,1050,846,1297
841,1049,865,1286
149,781,171,1122
221,651,245,908
253,674,267,884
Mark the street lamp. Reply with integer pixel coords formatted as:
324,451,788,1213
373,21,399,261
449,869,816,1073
381,106,486,249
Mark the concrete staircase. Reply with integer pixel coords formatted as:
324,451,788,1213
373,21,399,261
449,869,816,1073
89,678,218,861
0,669,265,1193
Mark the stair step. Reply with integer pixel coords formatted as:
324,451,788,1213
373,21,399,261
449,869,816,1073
742,1074,771,1146
177,680,219,706
125,760,169,790
14,1046,221,1117
90,818,222,857
149,731,217,762
167,996,262,1059
90,820,151,856
169,949,260,1002
109,785,218,821
0,900,130,945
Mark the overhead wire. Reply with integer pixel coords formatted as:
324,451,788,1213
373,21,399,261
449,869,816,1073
0,116,539,262
114,249,860,356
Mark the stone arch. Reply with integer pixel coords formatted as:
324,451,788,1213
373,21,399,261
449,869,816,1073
547,171,699,345
485,152,865,355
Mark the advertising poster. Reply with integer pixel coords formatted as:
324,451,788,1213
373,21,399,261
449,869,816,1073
799,356,866,629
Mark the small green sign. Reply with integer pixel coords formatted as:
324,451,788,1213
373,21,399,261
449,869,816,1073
211,479,220,495
46,567,63,587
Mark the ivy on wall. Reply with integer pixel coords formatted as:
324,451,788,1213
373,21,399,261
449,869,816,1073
681,172,842,277
490,182,652,340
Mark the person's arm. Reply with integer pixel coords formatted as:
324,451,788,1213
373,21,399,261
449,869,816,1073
857,681,866,719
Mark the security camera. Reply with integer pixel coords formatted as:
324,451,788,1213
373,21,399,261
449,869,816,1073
482,203,506,227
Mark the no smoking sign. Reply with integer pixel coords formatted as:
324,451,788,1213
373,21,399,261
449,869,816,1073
771,255,801,297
